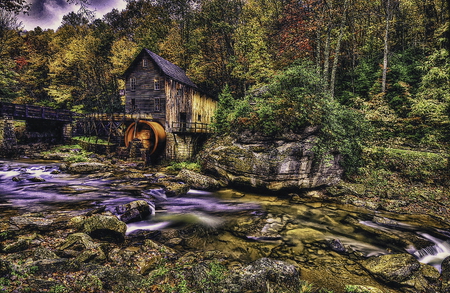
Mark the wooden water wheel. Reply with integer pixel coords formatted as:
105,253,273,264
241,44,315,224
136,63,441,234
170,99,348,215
124,120,166,155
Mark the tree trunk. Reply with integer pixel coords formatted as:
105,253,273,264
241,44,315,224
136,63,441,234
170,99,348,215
323,28,331,85
382,0,392,94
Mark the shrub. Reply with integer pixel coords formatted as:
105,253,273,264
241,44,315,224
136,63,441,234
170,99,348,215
213,61,371,175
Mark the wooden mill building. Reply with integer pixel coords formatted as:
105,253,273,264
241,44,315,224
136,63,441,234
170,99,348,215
122,48,217,161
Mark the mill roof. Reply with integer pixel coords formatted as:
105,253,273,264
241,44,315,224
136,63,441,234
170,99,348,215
124,48,197,89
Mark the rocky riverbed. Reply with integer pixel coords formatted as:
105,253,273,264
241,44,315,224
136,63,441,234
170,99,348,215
1,149,450,292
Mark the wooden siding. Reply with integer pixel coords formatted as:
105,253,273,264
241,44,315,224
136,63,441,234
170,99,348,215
124,55,166,118
192,92,216,125
124,50,217,136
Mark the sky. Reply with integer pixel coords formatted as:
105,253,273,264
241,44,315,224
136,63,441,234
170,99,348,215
18,0,127,31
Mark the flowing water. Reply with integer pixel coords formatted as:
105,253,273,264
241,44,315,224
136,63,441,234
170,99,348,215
1,160,450,272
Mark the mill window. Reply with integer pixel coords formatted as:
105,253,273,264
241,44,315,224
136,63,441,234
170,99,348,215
154,97,161,112
130,77,136,91
154,79,160,91
143,58,148,68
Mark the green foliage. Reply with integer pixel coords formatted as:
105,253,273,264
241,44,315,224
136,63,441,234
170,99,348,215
167,161,202,172
199,260,227,292
298,280,313,292
345,285,370,293
409,48,450,143
215,61,370,174
43,144,93,162
72,136,111,145
0,57,19,102
364,147,447,183
212,84,236,133
48,285,70,293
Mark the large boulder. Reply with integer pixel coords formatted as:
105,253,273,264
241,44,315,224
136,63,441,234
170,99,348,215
175,169,223,190
70,214,127,242
360,253,440,292
199,129,343,191
115,200,154,223
441,256,450,292
220,258,301,293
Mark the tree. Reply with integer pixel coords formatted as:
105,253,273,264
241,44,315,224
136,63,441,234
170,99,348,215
0,9,22,102
0,0,30,14
232,0,282,91
410,48,450,144
187,0,244,96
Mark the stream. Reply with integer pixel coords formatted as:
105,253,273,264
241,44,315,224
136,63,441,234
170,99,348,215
1,159,450,273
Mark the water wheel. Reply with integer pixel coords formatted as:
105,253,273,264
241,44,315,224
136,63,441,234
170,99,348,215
124,120,166,155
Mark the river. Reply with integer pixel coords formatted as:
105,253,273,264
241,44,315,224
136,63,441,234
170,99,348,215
1,159,450,274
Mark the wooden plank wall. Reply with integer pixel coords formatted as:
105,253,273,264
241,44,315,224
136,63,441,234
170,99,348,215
124,55,166,116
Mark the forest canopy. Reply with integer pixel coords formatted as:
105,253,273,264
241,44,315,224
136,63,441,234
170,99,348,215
0,0,449,150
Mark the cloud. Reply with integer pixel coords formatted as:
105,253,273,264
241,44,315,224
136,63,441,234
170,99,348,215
18,0,127,31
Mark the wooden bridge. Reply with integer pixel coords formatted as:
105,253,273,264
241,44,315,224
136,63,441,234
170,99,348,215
0,102,79,122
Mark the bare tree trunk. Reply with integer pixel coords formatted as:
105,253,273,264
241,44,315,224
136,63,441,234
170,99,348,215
330,24,344,99
316,30,321,75
382,0,392,94
323,28,331,84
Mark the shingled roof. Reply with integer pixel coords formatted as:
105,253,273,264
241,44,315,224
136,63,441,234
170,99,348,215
144,49,197,89
124,48,197,89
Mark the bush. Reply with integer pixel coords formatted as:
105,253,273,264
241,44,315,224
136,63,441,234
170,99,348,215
213,61,371,175
364,147,447,183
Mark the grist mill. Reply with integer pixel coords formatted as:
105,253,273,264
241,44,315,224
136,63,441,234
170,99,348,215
121,48,217,162
0,49,217,163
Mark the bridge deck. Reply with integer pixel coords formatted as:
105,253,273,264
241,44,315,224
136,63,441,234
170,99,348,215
0,102,75,122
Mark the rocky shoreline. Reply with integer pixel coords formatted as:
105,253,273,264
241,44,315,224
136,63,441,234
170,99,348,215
1,145,450,292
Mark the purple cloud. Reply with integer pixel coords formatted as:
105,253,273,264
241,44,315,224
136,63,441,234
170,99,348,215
18,0,127,30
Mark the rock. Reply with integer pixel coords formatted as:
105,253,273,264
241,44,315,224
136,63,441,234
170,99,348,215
68,162,106,174
158,179,190,196
72,215,127,242
199,131,343,191
28,176,45,182
59,233,106,263
0,260,12,277
329,239,346,253
361,253,440,292
361,253,420,283
221,258,301,292
442,256,450,292
175,169,223,190
75,247,107,263
2,239,29,253
34,247,58,260
135,253,162,274
84,266,145,292
9,215,55,232
285,227,325,243
116,200,154,223
29,258,74,274
59,233,98,250
372,216,400,226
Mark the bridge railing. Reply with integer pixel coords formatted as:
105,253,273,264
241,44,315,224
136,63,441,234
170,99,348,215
0,102,76,122
171,121,214,133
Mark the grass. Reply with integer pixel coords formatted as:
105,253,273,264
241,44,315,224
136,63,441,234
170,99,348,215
348,146,448,205
42,144,93,163
166,161,202,173
72,136,112,145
